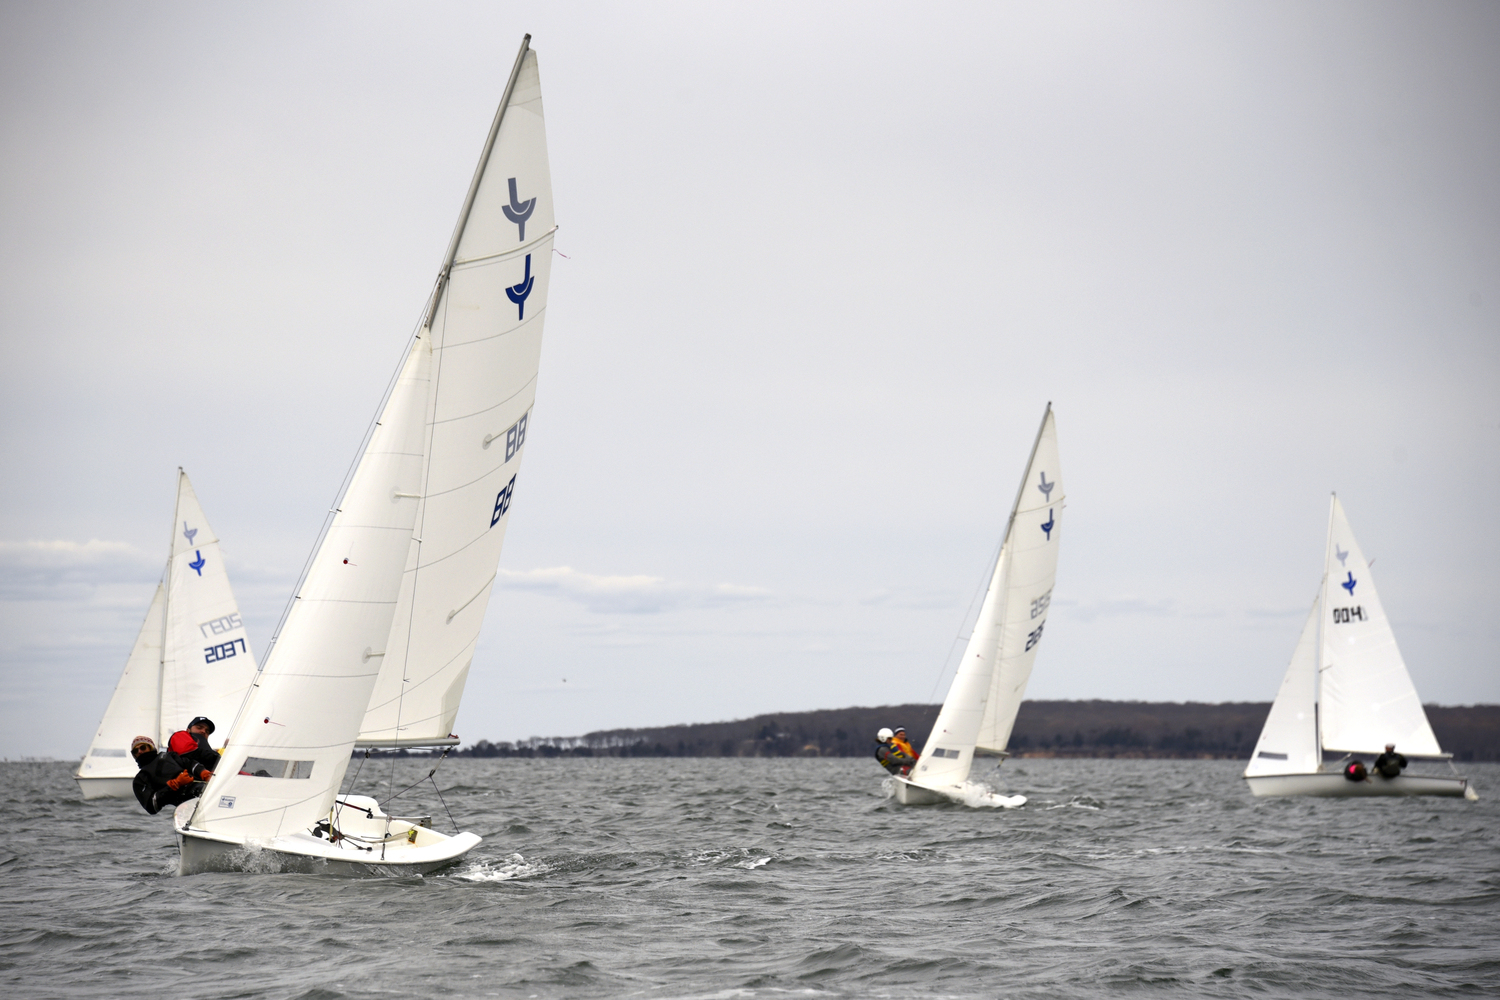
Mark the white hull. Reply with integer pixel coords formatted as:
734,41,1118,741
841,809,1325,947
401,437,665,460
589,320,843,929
892,777,950,805
75,775,134,800
892,776,1027,808
173,795,480,876
1245,771,1471,799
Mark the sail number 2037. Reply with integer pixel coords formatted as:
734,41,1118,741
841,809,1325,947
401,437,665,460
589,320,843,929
1331,606,1366,624
205,638,247,664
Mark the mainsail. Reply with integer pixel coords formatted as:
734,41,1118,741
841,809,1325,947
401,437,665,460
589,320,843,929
1317,495,1442,756
77,470,258,793
357,43,554,748
160,471,259,739
914,405,1063,789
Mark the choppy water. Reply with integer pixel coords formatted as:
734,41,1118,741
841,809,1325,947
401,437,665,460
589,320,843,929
4,757,1498,999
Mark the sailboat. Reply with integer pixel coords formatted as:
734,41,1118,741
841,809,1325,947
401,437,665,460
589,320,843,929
896,404,1063,806
75,469,259,800
173,35,556,874
1244,495,1473,799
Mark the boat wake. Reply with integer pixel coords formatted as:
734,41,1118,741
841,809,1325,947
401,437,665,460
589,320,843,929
450,853,550,882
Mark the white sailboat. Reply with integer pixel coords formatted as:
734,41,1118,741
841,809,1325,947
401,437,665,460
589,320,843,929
1244,495,1473,799
173,35,556,874
896,405,1063,806
75,469,259,799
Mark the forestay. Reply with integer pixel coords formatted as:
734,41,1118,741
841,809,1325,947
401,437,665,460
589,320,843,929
357,46,555,748
189,337,431,839
160,470,259,741
1244,595,1321,776
1317,496,1442,757
915,405,1063,789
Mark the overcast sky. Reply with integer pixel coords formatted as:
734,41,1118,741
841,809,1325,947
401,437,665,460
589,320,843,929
2,2,1496,760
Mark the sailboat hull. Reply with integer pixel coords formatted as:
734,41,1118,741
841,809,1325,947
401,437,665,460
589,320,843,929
892,776,1027,808
74,775,134,800
173,797,481,876
892,777,951,805
1244,772,1470,798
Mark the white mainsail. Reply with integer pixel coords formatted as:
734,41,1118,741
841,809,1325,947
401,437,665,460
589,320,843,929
1317,495,1442,757
189,337,431,840
913,405,1062,791
160,470,259,739
77,470,259,796
1243,595,1321,777
357,45,554,748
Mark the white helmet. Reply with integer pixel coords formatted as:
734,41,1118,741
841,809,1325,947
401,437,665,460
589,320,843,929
877,728,894,741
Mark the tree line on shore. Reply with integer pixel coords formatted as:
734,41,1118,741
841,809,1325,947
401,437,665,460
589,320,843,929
440,701,1500,761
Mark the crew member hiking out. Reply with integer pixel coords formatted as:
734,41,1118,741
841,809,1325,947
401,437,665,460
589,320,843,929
1343,759,1369,782
890,726,917,761
130,735,213,816
874,727,917,776
1372,743,1408,779
179,716,220,772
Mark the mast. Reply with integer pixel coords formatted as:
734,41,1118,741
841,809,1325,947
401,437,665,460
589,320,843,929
1313,492,1336,768
155,467,185,742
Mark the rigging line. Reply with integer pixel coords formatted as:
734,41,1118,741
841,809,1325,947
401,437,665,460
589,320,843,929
257,309,430,671
926,531,1006,703
382,749,450,806
429,772,459,835
391,264,449,804
335,748,372,830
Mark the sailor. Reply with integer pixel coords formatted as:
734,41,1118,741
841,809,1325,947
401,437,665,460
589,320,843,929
874,728,917,776
180,716,221,772
1372,743,1407,779
130,735,212,816
1342,759,1369,782
890,726,918,761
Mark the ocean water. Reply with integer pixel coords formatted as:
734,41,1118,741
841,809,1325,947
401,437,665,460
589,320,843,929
4,757,1498,999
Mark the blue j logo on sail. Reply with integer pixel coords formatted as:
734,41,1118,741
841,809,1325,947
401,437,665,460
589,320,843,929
502,178,536,241
189,550,206,576
1037,471,1054,501
507,254,535,320
1041,509,1055,540
1335,545,1349,567
182,522,197,546
1341,572,1356,596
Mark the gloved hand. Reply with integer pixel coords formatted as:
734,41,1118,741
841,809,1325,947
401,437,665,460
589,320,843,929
198,770,214,780
166,771,195,791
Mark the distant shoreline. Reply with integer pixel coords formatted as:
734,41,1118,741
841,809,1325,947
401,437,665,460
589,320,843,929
448,700,1500,762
